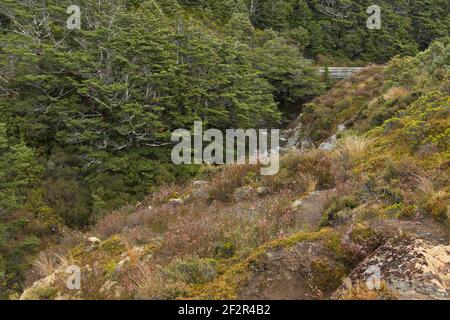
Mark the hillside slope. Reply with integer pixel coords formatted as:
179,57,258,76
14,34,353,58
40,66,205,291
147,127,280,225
20,40,450,300
1,0,449,298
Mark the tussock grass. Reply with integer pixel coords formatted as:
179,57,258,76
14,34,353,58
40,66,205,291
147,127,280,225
413,174,435,195
383,87,410,100
32,251,73,279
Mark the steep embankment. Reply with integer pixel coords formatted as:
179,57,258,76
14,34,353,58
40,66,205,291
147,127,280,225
20,40,449,300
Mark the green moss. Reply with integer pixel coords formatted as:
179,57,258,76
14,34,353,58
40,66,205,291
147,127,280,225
142,242,159,256
167,257,217,285
350,224,378,244
325,232,365,268
424,193,449,223
70,244,87,259
321,196,360,226
22,285,58,300
243,171,258,187
99,235,126,256
326,233,346,259
190,229,332,300
214,242,235,259
103,260,119,278
34,286,58,300
375,186,403,205
397,204,418,219
384,203,404,216
307,259,346,294
263,228,332,251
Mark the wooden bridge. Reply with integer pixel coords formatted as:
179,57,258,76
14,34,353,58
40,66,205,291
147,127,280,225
317,67,366,79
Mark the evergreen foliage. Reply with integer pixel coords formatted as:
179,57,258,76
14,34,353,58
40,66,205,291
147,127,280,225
0,0,448,298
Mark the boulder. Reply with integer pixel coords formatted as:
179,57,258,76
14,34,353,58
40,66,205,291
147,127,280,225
193,180,208,188
20,273,58,300
292,199,303,209
333,238,450,300
87,237,101,245
256,187,270,196
238,242,345,300
233,186,256,202
191,181,209,201
319,123,346,151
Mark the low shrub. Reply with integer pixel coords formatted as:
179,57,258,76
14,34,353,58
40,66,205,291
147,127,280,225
167,257,217,285
207,165,260,201
97,212,127,238
424,191,449,223
214,242,235,259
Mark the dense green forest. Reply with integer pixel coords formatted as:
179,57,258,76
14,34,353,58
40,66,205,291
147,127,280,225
0,0,448,298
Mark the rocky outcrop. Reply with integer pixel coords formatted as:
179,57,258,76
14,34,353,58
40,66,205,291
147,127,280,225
87,237,101,244
333,238,450,300
319,124,346,151
238,241,346,300
20,273,58,300
281,125,313,152
190,181,209,201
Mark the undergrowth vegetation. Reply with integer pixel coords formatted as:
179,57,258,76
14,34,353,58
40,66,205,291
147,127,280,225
12,39,450,300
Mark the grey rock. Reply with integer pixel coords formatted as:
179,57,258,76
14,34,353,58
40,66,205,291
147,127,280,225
333,238,450,300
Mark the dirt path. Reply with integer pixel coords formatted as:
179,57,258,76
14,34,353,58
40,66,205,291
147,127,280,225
293,190,335,230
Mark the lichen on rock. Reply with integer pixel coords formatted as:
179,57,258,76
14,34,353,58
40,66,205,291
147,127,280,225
333,238,450,300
